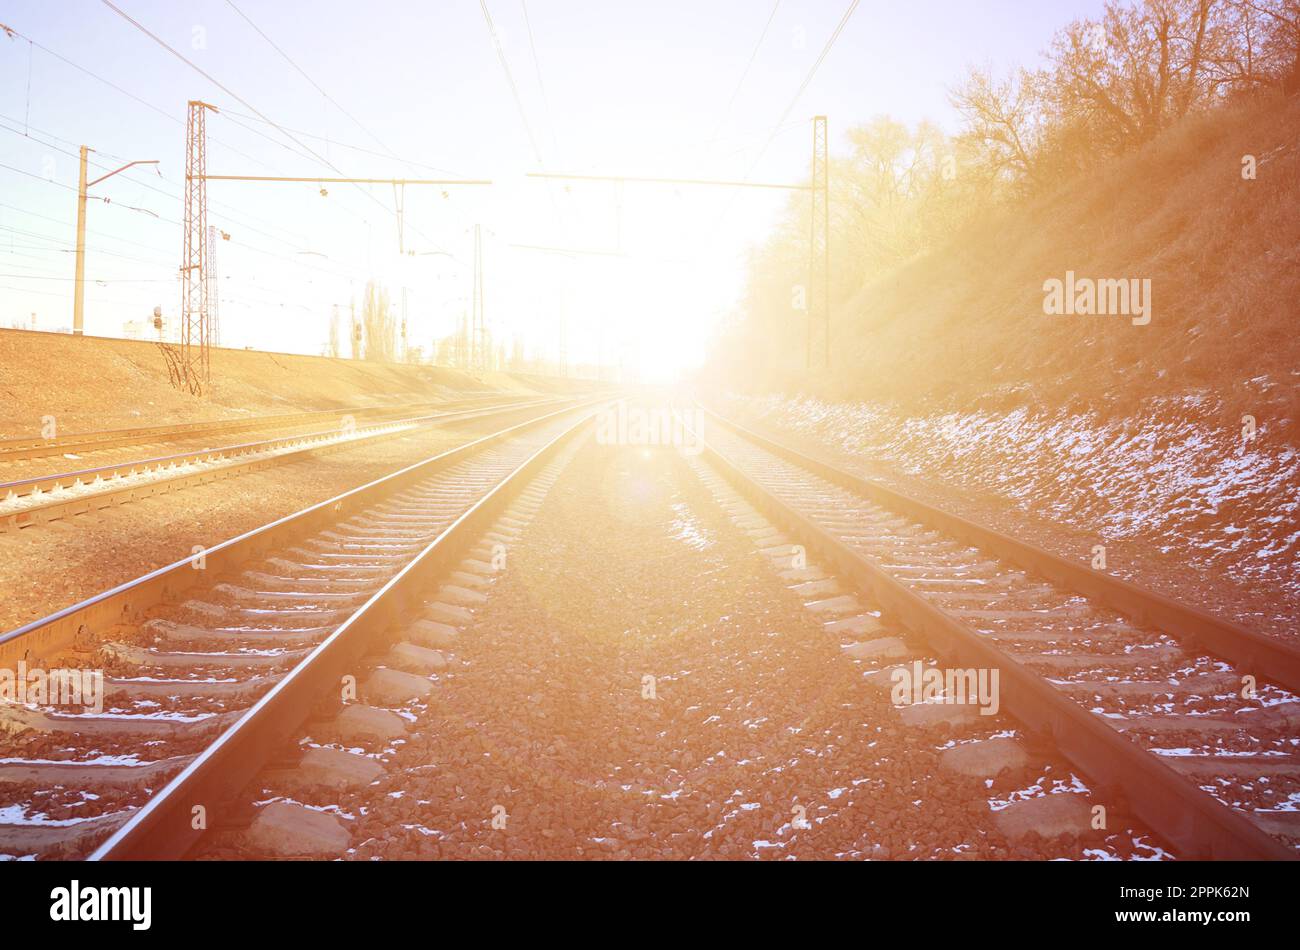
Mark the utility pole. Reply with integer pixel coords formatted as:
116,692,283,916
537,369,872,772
72,146,160,335
74,148,87,336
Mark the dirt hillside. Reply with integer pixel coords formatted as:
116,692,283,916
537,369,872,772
0,329,596,437
721,93,1300,429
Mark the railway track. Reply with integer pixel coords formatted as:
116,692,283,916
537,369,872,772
692,405,1300,860
0,395,571,532
0,393,514,463
0,399,604,860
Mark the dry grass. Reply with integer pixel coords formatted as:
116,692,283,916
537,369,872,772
0,330,592,437
794,94,1300,428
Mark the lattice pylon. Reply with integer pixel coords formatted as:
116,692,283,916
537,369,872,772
176,100,219,394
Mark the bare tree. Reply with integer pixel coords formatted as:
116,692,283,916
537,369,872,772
952,0,1293,188
1044,1,1252,151
348,300,360,359
1233,0,1300,89
361,281,395,362
950,65,1048,183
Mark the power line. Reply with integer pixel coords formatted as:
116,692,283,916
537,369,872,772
479,0,546,169
99,0,456,257
0,281,143,304
520,0,560,155
528,171,809,191
0,121,166,220
22,34,33,132
480,1,570,248
0,166,375,284
743,0,860,183
219,109,467,177
200,175,491,185
0,104,395,276
706,0,860,246
1,116,362,246
0,273,175,283
0,158,382,322
1,19,465,184
222,0,413,170
0,109,126,163
0,59,346,249
98,1,357,176
0,200,173,255
0,22,275,172
0,159,78,193
0,224,173,267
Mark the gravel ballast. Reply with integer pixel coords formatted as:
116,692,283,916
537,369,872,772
228,434,1165,860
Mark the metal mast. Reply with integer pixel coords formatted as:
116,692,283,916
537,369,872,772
164,100,218,394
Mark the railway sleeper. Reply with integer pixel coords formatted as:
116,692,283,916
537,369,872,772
0,703,239,737
100,641,311,669
142,618,330,649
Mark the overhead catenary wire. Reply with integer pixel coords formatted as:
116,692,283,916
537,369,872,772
219,109,468,178
741,0,860,184
0,21,276,172
221,0,475,201
0,167,423,345
0,273,176,283
520,0,560,157
0,40,376,249
706,0,860,247
0,170,376,286
98,0,458,260
0,21,464,184
0,200,176,256
0,116,388,283
97,2,372,190
479,0,568,242
0,281,140,303
478,0,546,170
710,0,782,145
223,0,402,161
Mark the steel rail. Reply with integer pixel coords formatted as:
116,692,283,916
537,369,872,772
1,396,560,497
699,406,1300,696
689,409,1297,861
0,396,570,531
90,403,601,860
0,393,514,462
0,398,603,669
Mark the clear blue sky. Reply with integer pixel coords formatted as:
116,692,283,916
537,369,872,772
0,0,1108,376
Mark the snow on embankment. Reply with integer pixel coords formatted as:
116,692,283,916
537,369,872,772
721,393,1300,640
